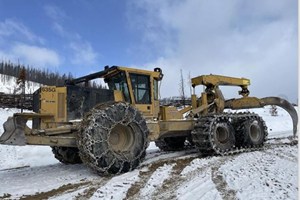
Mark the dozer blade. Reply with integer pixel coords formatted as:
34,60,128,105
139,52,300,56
0,116,28,145
260,97,298,137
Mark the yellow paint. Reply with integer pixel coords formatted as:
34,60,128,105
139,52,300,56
40,86,67,128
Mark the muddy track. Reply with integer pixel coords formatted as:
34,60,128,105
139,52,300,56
162,156,236,199
20,181,91,200
74,178,110,200
124,149,200,199
135,140,295,199
211,157,237,200
125,157,195,199
151,157,198,199
19,177,110,200
1,138,297,200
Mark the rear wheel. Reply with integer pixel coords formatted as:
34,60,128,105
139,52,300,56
51,147,82,164
155,136,186,151
77,102,149,175
240,117,267,147
210,118,236,153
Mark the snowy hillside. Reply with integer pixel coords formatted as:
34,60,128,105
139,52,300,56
0,106,298,200
0,74,41,94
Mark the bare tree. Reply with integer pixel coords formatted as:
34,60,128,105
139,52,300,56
179,69,186,107
17,67,26,113
187,71,192,96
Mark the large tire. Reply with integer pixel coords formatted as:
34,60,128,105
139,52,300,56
238,116,267,147
155,136,186,151
51,147,82,164
77,102,149,175
210,119,236,152
192,115,236,155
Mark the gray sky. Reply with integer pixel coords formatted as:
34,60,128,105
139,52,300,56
128,0,298,103
0,0,297,103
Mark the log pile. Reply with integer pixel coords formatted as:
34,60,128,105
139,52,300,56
0,93,33,110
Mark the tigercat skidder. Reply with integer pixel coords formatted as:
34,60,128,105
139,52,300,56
0,66,298,174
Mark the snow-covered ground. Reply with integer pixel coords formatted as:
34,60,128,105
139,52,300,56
0,106,298,199
0,74,41,94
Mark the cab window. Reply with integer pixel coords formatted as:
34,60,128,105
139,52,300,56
130,73,151,104
107,72,131,103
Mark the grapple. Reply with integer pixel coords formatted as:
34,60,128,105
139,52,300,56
260,97,298,137
225,96,298,137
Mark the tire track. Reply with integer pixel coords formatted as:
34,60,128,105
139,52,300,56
151,155,237,200
211,157,237,200
125,159,181,200
74,178,110,200
8,139,297,200
20,181,91,200
151,157,197,199
263,146,298,163
19,178,110,200
150,155,223,199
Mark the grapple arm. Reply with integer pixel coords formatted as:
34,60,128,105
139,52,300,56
225,97,298,137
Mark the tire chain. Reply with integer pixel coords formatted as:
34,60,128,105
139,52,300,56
191,112,277,156
77,102,149,175
51,146,82,164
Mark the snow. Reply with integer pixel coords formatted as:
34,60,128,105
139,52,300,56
177,169,222,200
0,104,298,199
220,148,298,200
0,108,58,170
0,74,41,94
91,171,140,200
139,163,175,199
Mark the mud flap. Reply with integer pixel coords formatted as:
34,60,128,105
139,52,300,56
0,116,28,145
260,97,298,137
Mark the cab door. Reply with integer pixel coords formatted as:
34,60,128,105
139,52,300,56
129,73,154,118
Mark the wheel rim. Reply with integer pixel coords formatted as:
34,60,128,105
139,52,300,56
109,124,135,152
216,126,229,144
249,121,261,142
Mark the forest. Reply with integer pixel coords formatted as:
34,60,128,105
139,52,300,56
0,61,103,88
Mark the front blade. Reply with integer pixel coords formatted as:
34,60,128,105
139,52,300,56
0,116,27,145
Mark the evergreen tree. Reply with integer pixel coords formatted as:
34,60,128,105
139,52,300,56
0,60,104,89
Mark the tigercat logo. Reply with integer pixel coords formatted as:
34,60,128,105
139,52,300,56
41,87,56,92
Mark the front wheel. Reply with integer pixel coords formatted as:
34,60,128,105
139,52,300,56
51,147,82,164
77,102,149,175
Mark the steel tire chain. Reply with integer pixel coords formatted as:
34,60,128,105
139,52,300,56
51,146,82,164
77,102,149,175
232,112,268,148
192,112,270,156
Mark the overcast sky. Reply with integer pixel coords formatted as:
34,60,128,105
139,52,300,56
0,0,297,102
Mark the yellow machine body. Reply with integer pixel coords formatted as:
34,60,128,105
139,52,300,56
0,66,297,147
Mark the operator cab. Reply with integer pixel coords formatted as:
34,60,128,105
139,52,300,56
103,66,163,119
